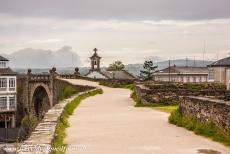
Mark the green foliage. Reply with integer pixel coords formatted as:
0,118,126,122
99,81,134,90
21,114,38,137
51,89,103,154
59,86,77,101
169,109,230,146
140,60,158,80
158,98,177,105
107,61,125,71
151,106,178,113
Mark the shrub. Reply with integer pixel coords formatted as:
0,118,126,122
21,114,38,137
169,109,230,146
59,86,77,101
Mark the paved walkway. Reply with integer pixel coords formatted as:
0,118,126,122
64,79,230,154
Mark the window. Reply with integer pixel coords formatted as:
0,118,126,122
227,70,230,78
187,76,190,83
193,76,196,83
9,96,15,107
94,60,97,65
0,61,6,68
180,77,184,82
208,68,214,80
0,97,7,108
0,78,7,88
9,78,15,88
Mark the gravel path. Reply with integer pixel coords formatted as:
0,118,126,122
64,79,230,154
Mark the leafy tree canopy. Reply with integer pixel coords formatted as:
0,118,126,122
140,60,158,80
107,61,125,71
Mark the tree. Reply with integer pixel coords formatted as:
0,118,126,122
107,61,125,71
140,60,158,80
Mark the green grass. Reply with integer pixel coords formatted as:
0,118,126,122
151,105,178,113
169,109,230,146
59,86,77,101
51,89,103,154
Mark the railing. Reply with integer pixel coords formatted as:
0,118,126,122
0,127,26,142
29,74,51,82
0,105,16,112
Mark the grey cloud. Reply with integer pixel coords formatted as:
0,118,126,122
0,0,230,20
4,46,82,68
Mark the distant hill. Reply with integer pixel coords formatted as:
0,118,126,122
11,58,213,77
2,46,82,68
125,59,213,76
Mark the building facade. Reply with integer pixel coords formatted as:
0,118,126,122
208,56,230,89
0,56,17,128
154,66,208,83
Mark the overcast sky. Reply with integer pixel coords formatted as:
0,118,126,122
0,0,230,66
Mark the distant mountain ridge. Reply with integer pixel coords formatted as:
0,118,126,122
125,59,213,76
12,59,213,77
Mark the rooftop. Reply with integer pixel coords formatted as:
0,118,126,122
0,55,9,61
208,56,230,67
157,66,209,74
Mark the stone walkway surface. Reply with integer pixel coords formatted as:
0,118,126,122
64,79,230,154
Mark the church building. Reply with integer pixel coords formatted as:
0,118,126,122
85,48,136,80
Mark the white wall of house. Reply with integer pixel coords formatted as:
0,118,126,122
86,71,107,79
154,74,208,83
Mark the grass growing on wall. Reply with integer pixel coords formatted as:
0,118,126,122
51,89,103,154
169,109,230,146
59,86,77,101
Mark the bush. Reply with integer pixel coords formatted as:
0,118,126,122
169,109,230,146
21,114,38,137
59,86,77,101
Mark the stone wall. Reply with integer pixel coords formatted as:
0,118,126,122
134,82,228,105
16,74,94,126
180,96,230,133
17,88,99,154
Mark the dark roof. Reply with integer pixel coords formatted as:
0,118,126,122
157,66,208,74
90,52,101,59
0,55,9,61
0,67,16,75
101,70,136,80
208,57,230,67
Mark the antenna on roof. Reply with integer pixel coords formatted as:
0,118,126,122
193,56,196,67
186,57,188,67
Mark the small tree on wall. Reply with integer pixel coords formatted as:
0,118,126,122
107,61,125,71
140,60,158,80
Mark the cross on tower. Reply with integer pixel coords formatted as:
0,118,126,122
94,48,98,53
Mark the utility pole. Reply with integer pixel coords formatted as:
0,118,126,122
186,57,188,67
203,40,206,67
169,59,171,82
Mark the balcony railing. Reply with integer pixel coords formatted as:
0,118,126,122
0,105,16,112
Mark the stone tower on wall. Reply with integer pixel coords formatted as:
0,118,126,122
90,48,101,71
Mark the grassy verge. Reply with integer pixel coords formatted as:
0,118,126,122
151,106,178,113
59,86,77,101
169,109,230,146
99,81,134,90
51,89,103,154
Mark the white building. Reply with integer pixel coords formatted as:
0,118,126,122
85,48,136,80
154,66,208,83
0,56,17,128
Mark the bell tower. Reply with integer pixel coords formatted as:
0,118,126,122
90,48,101,71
